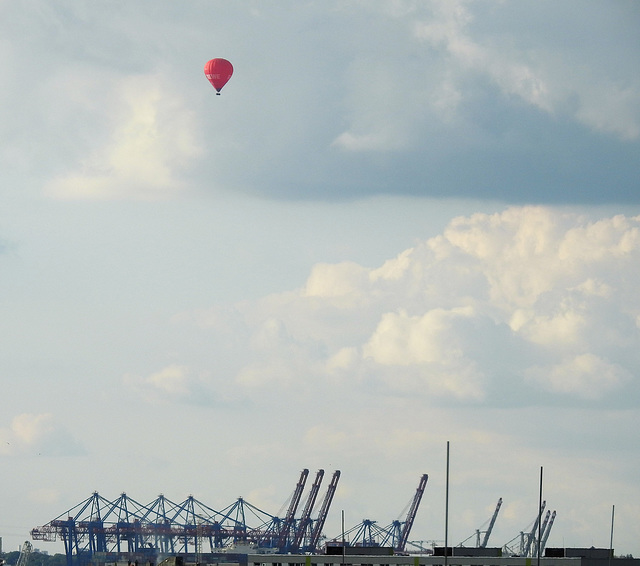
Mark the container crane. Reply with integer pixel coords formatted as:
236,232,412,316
530,509,556,557
308,470,341,553
397,474,429,552
539,510,556,555
340,519,389,547
503,501,554,558
277,469,309,551
329,474,428,552
406,540,444,554
31,491,272,566
480,498,502,548
531,510,551,557
523,500,546,557
457,498,503,549
291,469,324,551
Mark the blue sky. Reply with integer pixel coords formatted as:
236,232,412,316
1,0,640,558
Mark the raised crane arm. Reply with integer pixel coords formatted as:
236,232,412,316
292,469,324,551
480,498,502,548
277,469,309,551
533,511,551,557
540,510,556,555
309,470,341,553
523,501,546,557
398,474,429,552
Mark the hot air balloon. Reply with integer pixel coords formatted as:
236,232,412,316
204,58,233,95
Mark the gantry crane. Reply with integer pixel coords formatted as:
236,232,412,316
502,501,556,558
331,474,428,553
523,501,546,557
31,492,271,566
276,469,309,551
397,474,428,552
457,498,502,549
480,498,502,548
339,519,389,548
531,509,556,557
291,469,324,552
539,510,556,555
30,471,343,564
308,470,341,553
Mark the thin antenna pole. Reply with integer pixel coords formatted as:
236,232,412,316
445,441,450,566
609,505,615,566
342,509,345,566
537,467,543,566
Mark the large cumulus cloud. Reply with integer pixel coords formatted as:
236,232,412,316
144,207,639,408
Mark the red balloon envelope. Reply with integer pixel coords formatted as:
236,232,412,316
204,58,233,94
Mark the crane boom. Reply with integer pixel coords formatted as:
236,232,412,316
533,511,551,557
540,510,556,554
523,501,545,557
480,498,502,548
277,469,309,550
292,469,324,551
398,474,428,552
309,470,341,552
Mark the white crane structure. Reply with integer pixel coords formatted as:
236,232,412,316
479,498,502,548
503,501,557,558
457,498,503,549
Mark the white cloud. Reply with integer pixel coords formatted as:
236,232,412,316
524,353,632,399
0,413,85,457
45,73,202,200
326,346,359,374
560,214,640,261
147,364,192,396
572,78,640,141
332,131,401,152
303,261,370,300
412,0,640,140
123,364,214,405
331,0,559,154
362,307,486,400
514,304,586,348
199,207,640,405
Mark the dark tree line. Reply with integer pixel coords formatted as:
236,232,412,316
2,550,67,566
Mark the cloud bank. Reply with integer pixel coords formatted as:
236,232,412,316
137,207,639,409
2,1,639,203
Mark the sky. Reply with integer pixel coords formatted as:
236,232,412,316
1,0,640,558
